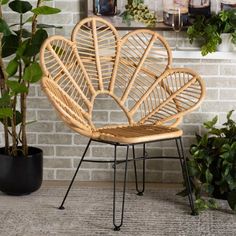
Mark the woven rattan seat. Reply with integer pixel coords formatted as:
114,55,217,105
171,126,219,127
40,16,205,231
94,124,182,144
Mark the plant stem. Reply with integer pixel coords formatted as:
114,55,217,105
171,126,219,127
0,5,9,154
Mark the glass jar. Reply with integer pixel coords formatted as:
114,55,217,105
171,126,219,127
163,0,188,26
93,0,117,16
221,0,236,10
189,0,211,17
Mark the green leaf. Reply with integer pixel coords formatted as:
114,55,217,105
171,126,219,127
0,0,9,5
1,34,18,58
6,80,28,93
204,116,218,129
0,92,11,107
24,16,33,23
227,110,234,120
6,59,18,77
24,29,48,57
14,29,32,38
0,108,13,119
31,6,61,15
0,18,11,36
9,0,32,13
23,62,43,83
205,169,213,183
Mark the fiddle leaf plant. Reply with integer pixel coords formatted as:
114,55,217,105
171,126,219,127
178,110,236,212
0,0,61,156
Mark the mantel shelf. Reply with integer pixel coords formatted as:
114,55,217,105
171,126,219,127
172,50,236,60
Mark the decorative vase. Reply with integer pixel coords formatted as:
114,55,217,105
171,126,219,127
0,147,43,195
93,0,117,16
217,33,236,52
189,0,211,18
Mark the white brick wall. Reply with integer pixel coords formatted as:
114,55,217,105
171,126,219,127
1,0,236,183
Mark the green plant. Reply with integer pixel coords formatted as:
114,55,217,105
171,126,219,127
187,9,236,56
0,0,61,156
179,110,236,212
190,111,236,211
121,0,156,26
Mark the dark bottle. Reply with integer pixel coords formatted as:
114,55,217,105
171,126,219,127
93,0,117,16
189,0,211,18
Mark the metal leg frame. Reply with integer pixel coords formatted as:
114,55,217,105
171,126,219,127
113,145,129,231
58,136,197,231
58,139,92,210
175,137,197,215
132,144,146,196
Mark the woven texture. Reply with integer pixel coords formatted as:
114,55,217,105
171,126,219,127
40,17,205,144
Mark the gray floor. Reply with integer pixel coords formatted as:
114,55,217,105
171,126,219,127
0,181,236,236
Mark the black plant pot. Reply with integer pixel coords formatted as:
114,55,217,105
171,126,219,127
0,147,43,195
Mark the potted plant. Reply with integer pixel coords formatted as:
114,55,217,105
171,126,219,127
121,0,156,26
187,9,236,55
0,0,60,195
179,110,236,212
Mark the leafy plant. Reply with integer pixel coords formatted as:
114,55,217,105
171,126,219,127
187,9,236,56
179,110,236,212
121,0,156,26
0,0,61,156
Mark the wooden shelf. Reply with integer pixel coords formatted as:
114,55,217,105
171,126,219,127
86,10,175,31
172,50,236,60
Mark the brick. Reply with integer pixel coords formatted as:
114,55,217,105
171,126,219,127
27,133,37,145
37,146,55,156
184,64,219,76
37,110,59,121
56,169,90,180
202,101,235,112
27,98,52,109
75,159,109,169
220,89,236,100
26,122,54,133
73,135,90,145
92,111,109,123
55,122,74,133
110,111,128,123
55,1,81,13
38,134,72,145
205,89,219,100
91,146,114,158
43,169,55,180
44,158,72,168
220,65,236,75
205,77,236,88
41,13,73,25
56,146,90,157
26,110,37,121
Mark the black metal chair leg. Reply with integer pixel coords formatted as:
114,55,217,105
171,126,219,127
113,145,129,231
132,144,146,196
58,139,92,210
175,137,197,215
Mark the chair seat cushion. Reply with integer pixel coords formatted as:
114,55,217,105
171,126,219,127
93,124,183,144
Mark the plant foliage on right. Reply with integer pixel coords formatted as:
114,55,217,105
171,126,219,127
178,110,236,212
187,9,236,56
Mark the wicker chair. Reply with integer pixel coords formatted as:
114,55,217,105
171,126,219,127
40,16,205,230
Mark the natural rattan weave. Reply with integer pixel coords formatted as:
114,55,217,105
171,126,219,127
40,16,206,230
40,17,205,144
